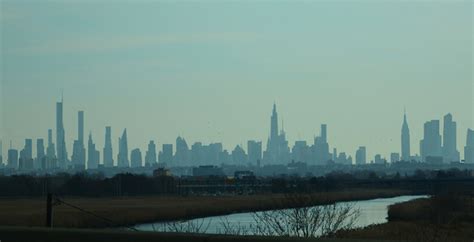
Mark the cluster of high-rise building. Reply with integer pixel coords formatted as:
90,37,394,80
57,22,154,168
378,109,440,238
1,99,474,172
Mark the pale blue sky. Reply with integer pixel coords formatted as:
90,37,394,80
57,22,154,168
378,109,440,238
1,0,473,160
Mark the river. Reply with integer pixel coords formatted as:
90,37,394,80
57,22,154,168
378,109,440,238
134,195,427,235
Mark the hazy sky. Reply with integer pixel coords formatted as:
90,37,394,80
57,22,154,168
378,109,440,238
1,0,473,160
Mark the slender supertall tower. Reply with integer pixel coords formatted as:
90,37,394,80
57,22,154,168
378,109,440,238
103,126,114,167
465,129,474,163
270,103,278,140
117,129,129,167
78,111,84,144
72,111,86,169
56,95,68,168
46,129,56,159
401,109,411,161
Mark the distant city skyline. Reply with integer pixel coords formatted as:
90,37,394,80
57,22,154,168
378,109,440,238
1,1,472,161
1,99,473,169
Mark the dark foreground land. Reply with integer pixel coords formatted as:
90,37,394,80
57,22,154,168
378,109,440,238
338,194,474,242
0,226,406,242
0,189,407,228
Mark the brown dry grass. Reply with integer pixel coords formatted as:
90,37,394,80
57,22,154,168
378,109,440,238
0,189,408,229
339,196,474,242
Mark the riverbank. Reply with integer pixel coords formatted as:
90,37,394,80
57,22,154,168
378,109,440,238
0,189,411,229
337,195,474,242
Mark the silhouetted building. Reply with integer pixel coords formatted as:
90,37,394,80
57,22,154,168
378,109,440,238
145,140,157,167
232,145,247,164
465,129,474,164
420,120,442,162
159,144,173,165
442,113,460,163
313,124,330,165
87,133,100,169
390,153,400,163
45,129,57,169
355,146,366,165
131,148,142,168
7,147,18,169
36,138,45,169
191,142,204,165
0,141,2,166
153,168,172,177
19,139,33,170
193,165,225,177
72,111,86,169
174,137,190,166
56,97,68,169
401,110,411,161
374,154,386,164
247,140,262,165
117,129,129,167
263,104,290,165
336,152,351,165
103,126,114,167
46,129,56,160
292,141,309,163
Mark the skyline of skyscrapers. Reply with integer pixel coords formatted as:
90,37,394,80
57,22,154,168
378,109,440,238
1,99,473,171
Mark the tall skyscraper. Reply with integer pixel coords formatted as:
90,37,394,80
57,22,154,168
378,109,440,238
117,129,129,167
174,137,190,166
270,103,278,140
313,124,330,165
56,97,68,169
0,140,3,165
103,126,114,167
78,111,84,143
72,111,86,169
131,148,142,168
355,146,366,165
159,144,173,164
247,140,262,165
19,139,33,170
420,120,442,162
8,147,18,169
87,133,100,169
263,104,290,164
401,110,411,161
145,141,157,167
46,129,56,159
36,139,45,169
442,113,460,163
464,129,474,163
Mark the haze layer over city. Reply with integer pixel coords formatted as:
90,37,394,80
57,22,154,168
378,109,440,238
1,1,473,162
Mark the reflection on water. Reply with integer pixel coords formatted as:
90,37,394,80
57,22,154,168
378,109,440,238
135,195,427,235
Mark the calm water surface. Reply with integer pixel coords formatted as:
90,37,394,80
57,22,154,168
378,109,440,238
135,195,427,234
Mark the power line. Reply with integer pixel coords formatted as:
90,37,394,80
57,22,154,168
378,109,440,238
54,196,139,231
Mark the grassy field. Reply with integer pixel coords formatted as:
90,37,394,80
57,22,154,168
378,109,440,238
0,189,409,229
